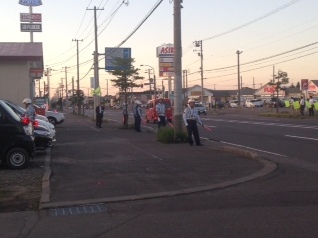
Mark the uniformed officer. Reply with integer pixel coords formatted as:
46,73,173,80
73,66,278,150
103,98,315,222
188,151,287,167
22,98,36,122
133,100,142,132
183,98,203,146
156,98,166,128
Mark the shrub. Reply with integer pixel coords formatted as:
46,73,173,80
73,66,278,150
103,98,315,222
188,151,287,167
156,127,188,144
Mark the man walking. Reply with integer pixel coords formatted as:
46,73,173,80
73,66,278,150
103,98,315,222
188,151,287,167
183,99,204,146
309,96,315,116
156,98,166,128
95,102,104,128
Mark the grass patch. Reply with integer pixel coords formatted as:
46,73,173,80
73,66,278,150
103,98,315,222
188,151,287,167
156,127,188,144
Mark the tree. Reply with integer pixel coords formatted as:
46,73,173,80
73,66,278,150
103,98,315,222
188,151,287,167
109,57,144,126
296,81,300,89
268,70,289,113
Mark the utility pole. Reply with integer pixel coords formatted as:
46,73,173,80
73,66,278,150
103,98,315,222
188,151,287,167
63,66,69,106
87,6,104,118
46,68,51,106
195,40,204,103
173,0,183,138
87,6,103,89
236,50,243,108
72,39,83,114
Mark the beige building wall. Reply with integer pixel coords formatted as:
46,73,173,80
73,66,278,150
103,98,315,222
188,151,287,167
0,61,31,107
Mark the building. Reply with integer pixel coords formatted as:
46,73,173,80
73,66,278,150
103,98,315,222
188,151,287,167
0,42,43,106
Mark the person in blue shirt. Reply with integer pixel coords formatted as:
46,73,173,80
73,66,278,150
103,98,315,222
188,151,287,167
156,98,166,128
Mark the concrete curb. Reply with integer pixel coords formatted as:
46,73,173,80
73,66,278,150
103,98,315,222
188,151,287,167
39,144,277,210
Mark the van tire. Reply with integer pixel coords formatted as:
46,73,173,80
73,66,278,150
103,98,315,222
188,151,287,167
6,148,30,169
48,117,57,125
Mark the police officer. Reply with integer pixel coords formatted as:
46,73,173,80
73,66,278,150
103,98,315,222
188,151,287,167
95,101,105,128
134,100,142,132
183,99,203,146
22,98,36,122
156,98,166,128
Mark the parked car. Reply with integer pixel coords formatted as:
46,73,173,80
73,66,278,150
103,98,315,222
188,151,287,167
215,101,225,109
3,100,56,142
33,123,53,151
194,103,207,115
33,104,65,125
0,100,35,169
229,100,238,108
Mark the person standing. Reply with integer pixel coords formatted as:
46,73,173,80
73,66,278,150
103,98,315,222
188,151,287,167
156,98,166,128
133,100,142,132
95,102,104,128
183,99,203,146
22,98,35,122
309,95,315,116
300,96,305,116
289,97,295,113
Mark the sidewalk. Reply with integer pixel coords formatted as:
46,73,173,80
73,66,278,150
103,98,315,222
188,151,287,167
0,112,277,238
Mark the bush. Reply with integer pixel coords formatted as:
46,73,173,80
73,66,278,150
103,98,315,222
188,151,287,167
156,127,188,144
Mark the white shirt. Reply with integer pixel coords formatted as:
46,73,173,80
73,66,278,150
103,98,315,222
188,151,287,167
156,103,165,116
183,106,202,126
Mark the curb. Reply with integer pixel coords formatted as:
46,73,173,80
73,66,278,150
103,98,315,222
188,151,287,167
39,143,277,210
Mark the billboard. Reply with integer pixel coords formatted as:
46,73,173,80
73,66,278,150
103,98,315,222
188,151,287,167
105,47,131,71
157,44,174,77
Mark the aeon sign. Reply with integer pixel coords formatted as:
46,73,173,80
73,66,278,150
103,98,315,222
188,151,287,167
19,0,42,7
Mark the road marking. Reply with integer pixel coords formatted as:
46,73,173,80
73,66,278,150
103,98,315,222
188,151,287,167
220,141,288,157
203,118,318,130
285,135,318,141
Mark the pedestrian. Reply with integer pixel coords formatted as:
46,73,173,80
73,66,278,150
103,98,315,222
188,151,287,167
300,96,305,116
95,101,104,128
183,98,204,146
156,98,166,128
133,100,142,132
309,95,314,116
22,98,36,122
289,97,295,114
122,103,128,125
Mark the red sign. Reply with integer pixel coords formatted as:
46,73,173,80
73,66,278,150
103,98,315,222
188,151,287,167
20,13,42,22
301,79,309,90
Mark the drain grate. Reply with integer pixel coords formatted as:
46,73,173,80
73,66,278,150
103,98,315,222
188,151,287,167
49,204,107,216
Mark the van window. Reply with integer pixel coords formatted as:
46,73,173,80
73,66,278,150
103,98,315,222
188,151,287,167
163,101,172,109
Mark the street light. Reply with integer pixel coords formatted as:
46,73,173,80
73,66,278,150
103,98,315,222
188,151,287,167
140,64,156,98
236,50,243,108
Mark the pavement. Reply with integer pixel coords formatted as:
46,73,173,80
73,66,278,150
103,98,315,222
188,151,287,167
0,110,277,238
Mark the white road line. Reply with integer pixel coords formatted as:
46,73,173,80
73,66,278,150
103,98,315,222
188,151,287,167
203,118,318,130
285,135,318,141
220,141,288,157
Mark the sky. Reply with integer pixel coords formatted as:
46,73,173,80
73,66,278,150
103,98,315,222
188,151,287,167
1,0,318,97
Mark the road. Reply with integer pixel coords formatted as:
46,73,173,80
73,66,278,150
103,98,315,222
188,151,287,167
68,107,318,238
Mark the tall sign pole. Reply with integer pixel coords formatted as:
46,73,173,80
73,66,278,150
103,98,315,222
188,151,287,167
173,0,183,137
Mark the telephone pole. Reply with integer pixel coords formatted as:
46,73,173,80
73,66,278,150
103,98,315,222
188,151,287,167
195,40,204,103
72,39,83,114
87,6,104,89
173,0,183,138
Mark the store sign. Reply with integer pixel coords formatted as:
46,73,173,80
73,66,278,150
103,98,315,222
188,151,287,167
105,47,131,71
157,44,175,77
301,79,309,90
20,23,42,32
19,0,42,6
20,13,42,22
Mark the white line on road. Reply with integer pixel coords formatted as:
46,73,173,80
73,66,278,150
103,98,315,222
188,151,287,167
285,135,318,141
219,141,288,157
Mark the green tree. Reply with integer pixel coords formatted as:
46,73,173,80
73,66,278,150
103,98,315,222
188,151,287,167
269,70,289,112
109,57,144,126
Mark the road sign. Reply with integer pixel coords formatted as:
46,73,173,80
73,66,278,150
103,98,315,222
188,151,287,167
20,23,42,32
20,13,42,22
105,47,131,71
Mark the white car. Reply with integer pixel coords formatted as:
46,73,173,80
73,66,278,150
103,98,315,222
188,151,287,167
33,104,65,125
246,99,263,108
229,100,238,108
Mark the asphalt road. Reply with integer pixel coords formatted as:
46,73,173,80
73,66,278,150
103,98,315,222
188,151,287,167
85,107,318,238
